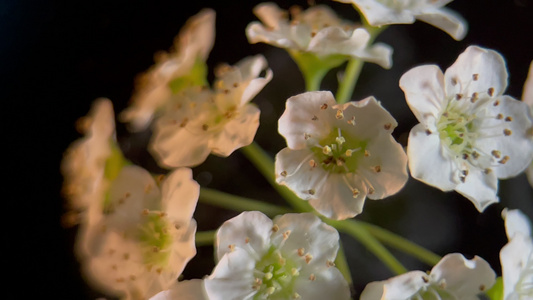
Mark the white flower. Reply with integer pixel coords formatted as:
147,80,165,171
203,211,351,300
400,46,533,212
523,61,533,187
81,165,199,300
275,91,408,220
120,9,215,131
150,279,207,300
246,2,392,68
150,55,272,168
360,253,496,300
334,0,467,40
501,209,533,300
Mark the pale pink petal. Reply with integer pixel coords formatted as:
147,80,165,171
150,279,207,300
360,271,427,300
161,168,200,225
416,7,467,40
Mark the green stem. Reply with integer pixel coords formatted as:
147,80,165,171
199,187,291,217
335,58,364,104
328,219,408,275
360,221,441,266
303,69,327,91
195,230,216,247
335,239,353,285
240,142,313,213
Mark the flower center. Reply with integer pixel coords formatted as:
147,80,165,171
137,212,173,267
437,108,476,155
311,127,367,174
252,246,299,299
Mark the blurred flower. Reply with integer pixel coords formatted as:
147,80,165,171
203,211,350,300
120,9,215,131
523,61,533,187
400,46,533,212
360,253,496,300
81,166,199,300
500,209,533,299
150,279,207,300
275,91,408,220
246,2,392,68
150,55,272,168
334,0,467,40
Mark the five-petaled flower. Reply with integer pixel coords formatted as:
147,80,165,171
333,0,467,40
120,9,215,131
150,54,272,168
81,166,199,300
203,211,351,300
400,46,533,212
360,253,496,300
275,91,408,220
500,209,533,299
246,2,393,69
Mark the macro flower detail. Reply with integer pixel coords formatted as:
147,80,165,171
203,211,351,300
246,2,392,68
523,61,533,187
150,279,207,300
500,209,533,299
400,46,533,211
81,166,199,300
334,0,467,40
120,9,215,131
150,55,272,168
275,91,408,220
360,253,496,300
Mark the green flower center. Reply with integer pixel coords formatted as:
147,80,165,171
437,108,476,155
137,213,173,267
253,246,300,299
311,127,367,174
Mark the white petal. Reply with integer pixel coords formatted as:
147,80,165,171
430,253,496,299
293,267,351,300
454,166,499,212
360,271,428,300
279,91,337,150
150,279,206,300
215,211,273,261
161,167,199,225
399,64,445,126
204,248,257,300
416,7,467,40
208,104,260,157
344,0,416,26
252,2,285,29
500,235,533,299
444,46,508,101
407,124,457,191
503,209,532,240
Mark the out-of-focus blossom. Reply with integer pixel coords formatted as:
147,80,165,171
334,0,467,40
150,55,272,168
275,91,408,220
81,166,199,300
360,253,496,300
246,2,392,68
120,9,215,131
150,280,207,300
523,62,533,187
500,209,533,299
203,211,351,300
400,46,533,211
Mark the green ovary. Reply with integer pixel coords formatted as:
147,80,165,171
253,246,299,299
138,214,173,267
311,128,367,174
437,109,476,155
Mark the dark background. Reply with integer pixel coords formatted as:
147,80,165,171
4,0,532,298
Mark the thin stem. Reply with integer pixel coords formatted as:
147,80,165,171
304,69,327,91
335,239,353,285
240,142,313,213
335,58,364,104
360,221,442,266
195,230,216,247
199,187,292,217
328,219,408,275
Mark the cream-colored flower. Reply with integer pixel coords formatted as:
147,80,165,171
401,46,533,211
203,211,351,300
246,2,392,68
150,280,207,300
275,91,408,220
150,55,272,168
523,61,533,187
81,166,199,300
120,9,215,131
334,0,467,40
360,253,496,300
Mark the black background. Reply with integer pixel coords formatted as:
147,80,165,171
4,0,533,298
